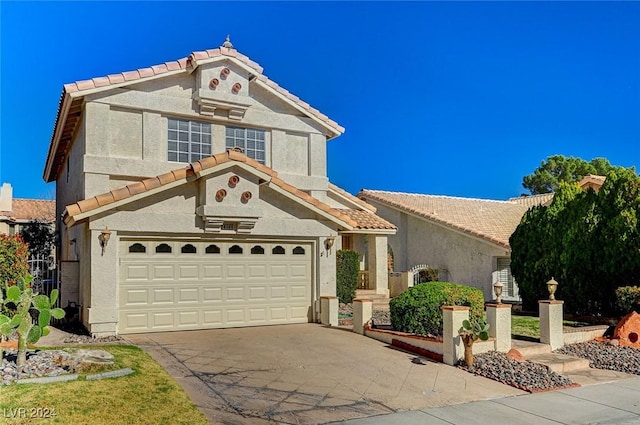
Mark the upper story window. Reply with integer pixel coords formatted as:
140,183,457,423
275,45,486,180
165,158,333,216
226,127,265,164
168,118,212,163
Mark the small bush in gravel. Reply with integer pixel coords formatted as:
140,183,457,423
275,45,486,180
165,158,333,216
390,282,484,336
460,351,576,393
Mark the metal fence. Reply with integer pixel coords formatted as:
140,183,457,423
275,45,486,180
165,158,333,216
28,254,61,309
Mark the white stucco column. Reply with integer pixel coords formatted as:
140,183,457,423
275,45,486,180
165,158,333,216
367,235,389,296
539,300,564,350
486,303,511,352
88,227,119,336
442,306,469,365
352,299,373,335
320,296,338,327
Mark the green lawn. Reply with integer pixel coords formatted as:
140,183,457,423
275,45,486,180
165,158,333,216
0,345,208,425
511,315,590,338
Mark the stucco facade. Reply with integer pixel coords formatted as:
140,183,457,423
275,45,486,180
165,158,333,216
44,40,395,336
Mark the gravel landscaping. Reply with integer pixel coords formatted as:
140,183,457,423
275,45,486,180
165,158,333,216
556,341,640,375
459,351,577,393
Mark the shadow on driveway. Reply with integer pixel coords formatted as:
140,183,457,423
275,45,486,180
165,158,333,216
126,324,523,424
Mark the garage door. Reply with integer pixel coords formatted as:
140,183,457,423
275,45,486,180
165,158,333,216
118,240,312,334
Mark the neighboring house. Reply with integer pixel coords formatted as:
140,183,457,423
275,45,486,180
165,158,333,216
0,183,56,236
357,190,554,302
358,176,606,302
43,38,395,336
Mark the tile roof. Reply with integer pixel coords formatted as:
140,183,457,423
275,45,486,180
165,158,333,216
507,193,554,208
337,209,396,231
358,190,534,250
0,199,55,222
44,43,344,183
579,174,606,191
63,151,393,233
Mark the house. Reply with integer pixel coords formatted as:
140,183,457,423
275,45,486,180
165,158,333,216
358,175,608,302
43,38,395,336
358,190,554,302
0,183,56,236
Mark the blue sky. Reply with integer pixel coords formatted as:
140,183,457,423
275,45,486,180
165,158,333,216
1,1,638,201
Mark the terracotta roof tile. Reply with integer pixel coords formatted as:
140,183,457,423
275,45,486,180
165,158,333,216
359,190,534,249
508,193,554,208
63,151,364,230
338,209,396,230
95,192,115,207
0,199,55,222
46,44,344,183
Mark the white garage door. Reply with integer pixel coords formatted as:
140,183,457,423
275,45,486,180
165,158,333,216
118,240,312,334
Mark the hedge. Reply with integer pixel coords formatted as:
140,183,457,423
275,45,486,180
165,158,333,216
390,281,484,336
616,286,640,314
336,250,360,304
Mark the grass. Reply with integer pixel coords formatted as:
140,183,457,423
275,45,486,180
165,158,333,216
0,345,208,425
511,315,590,338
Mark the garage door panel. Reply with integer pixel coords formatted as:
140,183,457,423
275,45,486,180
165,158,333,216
227,265,246,278
152,265,175,280
152,289,174,304
151,312,175,328
203,287,222,301
249,286,267,300
270,286,287,299
119,240,312,334
178,311,199,326
203,265,223,279
203,310,223,325
178,288,199,302
125,265,149,280
123,289,148,305
178,265,199,279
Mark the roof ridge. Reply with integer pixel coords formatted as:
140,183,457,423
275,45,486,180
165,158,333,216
361,189,513,204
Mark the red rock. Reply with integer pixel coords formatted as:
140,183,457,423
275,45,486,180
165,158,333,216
614,312,640,349
507,348,525,362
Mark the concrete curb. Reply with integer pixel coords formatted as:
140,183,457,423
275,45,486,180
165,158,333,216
86,368,134,381
17,374,79,385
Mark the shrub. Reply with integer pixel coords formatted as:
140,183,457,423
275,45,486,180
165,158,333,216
336,250,360,304
0,234,29,291
390,282,485,336
418,267,439,283
615,286,640,314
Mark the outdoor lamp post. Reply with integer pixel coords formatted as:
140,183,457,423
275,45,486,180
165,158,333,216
547,277,558,300
493,280,504,304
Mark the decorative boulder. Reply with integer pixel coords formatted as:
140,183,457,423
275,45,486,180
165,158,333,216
613,312,640,349
506,348,525,362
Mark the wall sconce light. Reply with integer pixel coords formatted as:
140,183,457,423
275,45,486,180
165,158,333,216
493,280,504,304
547,277,559,301
98,227,111,256
325,235,336,254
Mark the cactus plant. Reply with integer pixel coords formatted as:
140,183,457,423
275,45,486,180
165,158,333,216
458,317,490,366
0,275,65,366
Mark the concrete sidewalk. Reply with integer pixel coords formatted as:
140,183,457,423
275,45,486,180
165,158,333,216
332,377,640,425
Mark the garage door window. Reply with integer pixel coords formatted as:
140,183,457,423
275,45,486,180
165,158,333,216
229,245,243,254
181,244,197,254
272,246,285,255
251,245,265,254
128,243,146,253
293,246,305,255
156,243,172,253
205,244,221,254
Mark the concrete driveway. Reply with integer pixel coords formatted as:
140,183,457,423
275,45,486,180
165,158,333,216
126,324,523,424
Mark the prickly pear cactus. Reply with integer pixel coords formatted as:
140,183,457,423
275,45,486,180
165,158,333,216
2,275,65,366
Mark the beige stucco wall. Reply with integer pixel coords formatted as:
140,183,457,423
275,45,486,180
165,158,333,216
368,201,509,300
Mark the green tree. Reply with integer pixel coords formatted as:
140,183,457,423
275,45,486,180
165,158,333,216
0,235,29,291
19,220,56,259
522,155,619,194
510,169,640,315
